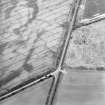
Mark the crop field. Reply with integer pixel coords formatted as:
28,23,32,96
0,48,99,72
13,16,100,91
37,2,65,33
0,0,73,92
1,0,105,105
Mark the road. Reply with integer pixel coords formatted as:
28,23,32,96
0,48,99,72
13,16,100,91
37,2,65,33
1,69,105,105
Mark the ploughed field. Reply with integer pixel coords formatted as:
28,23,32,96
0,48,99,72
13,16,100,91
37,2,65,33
1,0,105,105
0,0,73,92
1,70,105,105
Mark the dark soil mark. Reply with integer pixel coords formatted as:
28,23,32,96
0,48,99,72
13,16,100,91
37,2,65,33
25,0,39,26
0,43,8,55
23,64,33,72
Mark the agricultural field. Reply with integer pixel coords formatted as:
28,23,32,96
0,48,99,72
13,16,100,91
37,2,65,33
0,0,73,92
1,0,105,105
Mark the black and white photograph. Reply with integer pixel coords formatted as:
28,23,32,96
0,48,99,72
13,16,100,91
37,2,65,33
0,0,105,105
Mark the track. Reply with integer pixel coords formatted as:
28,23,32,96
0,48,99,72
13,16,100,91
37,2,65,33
46,0,82,105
